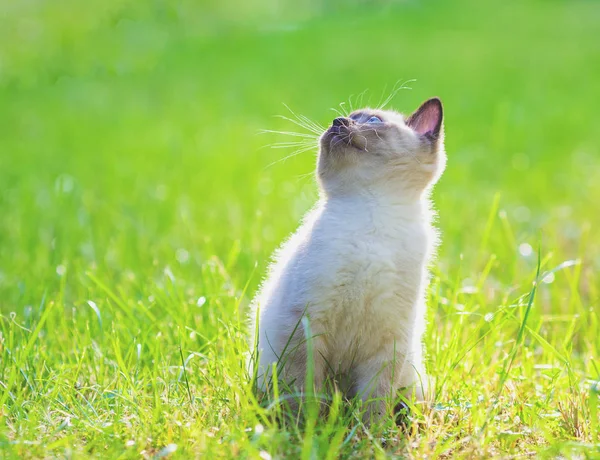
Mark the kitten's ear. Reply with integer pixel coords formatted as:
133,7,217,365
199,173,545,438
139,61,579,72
406,97,443,140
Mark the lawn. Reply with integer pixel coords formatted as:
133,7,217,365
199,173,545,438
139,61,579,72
1,0,599,457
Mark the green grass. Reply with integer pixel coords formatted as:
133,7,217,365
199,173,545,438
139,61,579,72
1,0,600,457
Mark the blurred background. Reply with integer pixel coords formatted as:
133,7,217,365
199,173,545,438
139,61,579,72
1,0,599,455
1,0,600,341
2,0,600,341
2,0,599,291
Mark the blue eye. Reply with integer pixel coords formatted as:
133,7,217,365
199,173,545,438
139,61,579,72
367,116,382,123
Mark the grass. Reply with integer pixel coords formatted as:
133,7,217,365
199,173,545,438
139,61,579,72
1,0,599,457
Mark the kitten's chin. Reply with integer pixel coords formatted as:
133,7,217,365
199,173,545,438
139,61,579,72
321,132,366,156
348,134,367,150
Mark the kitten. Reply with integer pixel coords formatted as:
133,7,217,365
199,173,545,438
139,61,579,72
251,98,446,423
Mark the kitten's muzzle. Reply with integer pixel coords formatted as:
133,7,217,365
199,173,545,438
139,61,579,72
332,117,350,128
321,117,358,152
328,117,352,135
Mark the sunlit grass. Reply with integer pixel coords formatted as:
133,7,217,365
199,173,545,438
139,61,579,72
1,0,599,457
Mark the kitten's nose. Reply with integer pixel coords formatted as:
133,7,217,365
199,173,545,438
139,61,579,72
332,117,350,127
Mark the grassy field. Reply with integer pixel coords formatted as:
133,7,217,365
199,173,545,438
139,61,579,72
1,0,600,457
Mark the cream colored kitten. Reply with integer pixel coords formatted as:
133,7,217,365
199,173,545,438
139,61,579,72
251,98,446,423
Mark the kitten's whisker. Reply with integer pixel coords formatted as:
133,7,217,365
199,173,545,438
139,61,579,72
269,141,315,149
276,116,319,134
378,79,416,109
356,89,369,109
262,103,323,171
283,116,323,136
278,107,323,134
259,140,314,152
354,127,382,141
282,104,325,134
294,170,316,186
375,83,388,109
264,144,317,169
259,129,318,139
354,133,369,152
339,101,349,116
297,113,325,133
330,107,346,118
331,135,349,149
276,114,322,135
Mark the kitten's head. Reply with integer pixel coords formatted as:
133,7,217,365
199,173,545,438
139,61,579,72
317,98,446,199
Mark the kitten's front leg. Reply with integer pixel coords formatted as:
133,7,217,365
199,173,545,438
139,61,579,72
268,330,328,417
353,356,398,425
353,349,427,425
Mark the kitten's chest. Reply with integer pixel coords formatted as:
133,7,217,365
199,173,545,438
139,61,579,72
308,222,427,365
332,232,423,297
309,212,428,310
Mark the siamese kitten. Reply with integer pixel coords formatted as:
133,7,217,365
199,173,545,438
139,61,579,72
251,98,445,423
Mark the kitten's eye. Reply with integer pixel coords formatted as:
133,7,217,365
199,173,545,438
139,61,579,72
366,116,382,123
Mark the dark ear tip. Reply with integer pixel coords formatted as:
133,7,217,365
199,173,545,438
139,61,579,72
428,97,443,111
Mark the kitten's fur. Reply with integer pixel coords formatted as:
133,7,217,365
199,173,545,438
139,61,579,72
251,98,446,423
